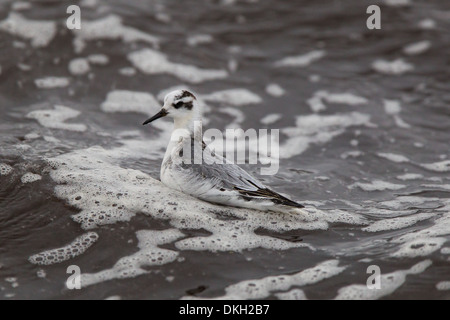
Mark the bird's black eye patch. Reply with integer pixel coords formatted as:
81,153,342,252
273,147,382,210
174,101,184,109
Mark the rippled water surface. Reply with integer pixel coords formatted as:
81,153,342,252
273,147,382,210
0,0,449,299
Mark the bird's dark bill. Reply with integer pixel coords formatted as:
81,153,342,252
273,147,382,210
143,109,168,125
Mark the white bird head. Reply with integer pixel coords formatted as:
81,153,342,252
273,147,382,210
143,89,199,126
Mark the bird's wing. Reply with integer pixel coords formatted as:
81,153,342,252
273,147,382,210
177,139,304,208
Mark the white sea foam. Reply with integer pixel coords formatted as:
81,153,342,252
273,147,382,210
378,196,440,210
436,282,450,291
0,163,13,176
275,50,325,67
340,151,363,159
389,212,450,258
47,144,366,257
201,89,262,106
362,213,435,232
265,84,285,97
34,77,70,89
26,105,87,132
377,152,410,163
335,260,431,300
403,41,431,55
349,180,405,191
72,15,159,53
21,172,42,184
119,67,137,76
422,184,450,191
372,59,414,75
219,107,245,129
81,229,183,287
384,0,410,6
184,260,345,299
383,99,401,115
260,114,282,125
29,232,99,265
128,48,228,83
12,1,32,11
441,248,450,255
68,58,90,75
420,160,450,172
392,238,447,258
80,0,98,7
187,34,213,47
307,91,368,112
88,54,109,65
418,19,436,30
0,13,56,48
396,173,423,181
101,90,160,115
275,289,307,300
280,112,371,159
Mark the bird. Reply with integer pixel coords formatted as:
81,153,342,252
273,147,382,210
142,89,305,214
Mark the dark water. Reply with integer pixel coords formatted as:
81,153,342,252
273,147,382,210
0,0,449,299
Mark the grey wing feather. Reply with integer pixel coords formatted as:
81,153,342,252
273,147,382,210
178,139,304,208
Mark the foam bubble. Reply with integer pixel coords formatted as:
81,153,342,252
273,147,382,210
0,163,13,176
29,232,99,265
265,84,285,97
21,172,42,184
418,19,436,30
403,41,431,56
81,229,183,287
47,146,367,254
12,2,32,11
101,90,160,115
335,260,431,300
26,105,87,132
219,107,245,128
384,0,410,6
308,91,368,112
441,248,450,255
422,184,450,191
396,173,423,181
340,151,363,159
420,160,450,172
72,15,159,53
275,50,325,67
389,212,450,258
362,213,435,232
260,114,282,125
68,58,90,75
187,34,213,47
372,59,414,75
349,180,405,191
201,89,262,106
280,112,371,159
379,196,440,210
377,153,410,163
184,260,345,299
0,13,56,48
128,48,228,83
436,282,450,291
80,0,98,7
275,289,307,300
392,237,447,258
34,77,70,89
119,67,136,76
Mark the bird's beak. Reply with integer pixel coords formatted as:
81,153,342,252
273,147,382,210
142,109,168,125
